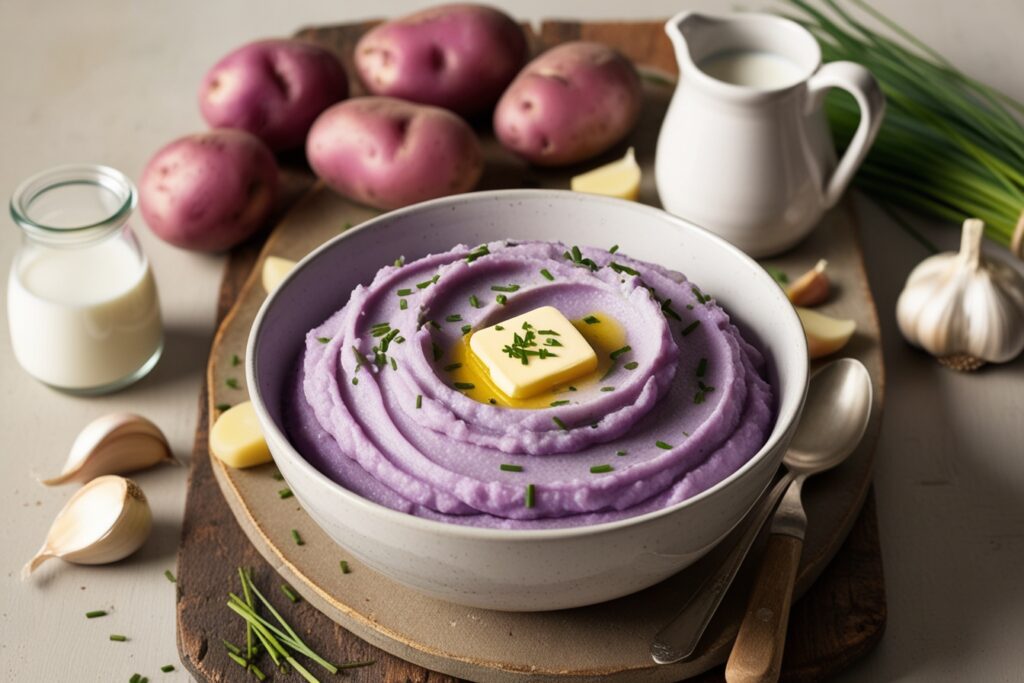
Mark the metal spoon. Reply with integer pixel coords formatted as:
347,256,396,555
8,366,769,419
725,358,872,683
650,358,872,666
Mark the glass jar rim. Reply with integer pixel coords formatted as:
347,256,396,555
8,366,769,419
9,164,137,244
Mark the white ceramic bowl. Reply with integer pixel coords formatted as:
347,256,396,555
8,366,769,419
247,189,808,611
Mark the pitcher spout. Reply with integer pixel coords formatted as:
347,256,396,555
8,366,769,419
665,11,719,74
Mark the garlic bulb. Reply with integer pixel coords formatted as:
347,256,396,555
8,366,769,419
41,413,174,486
897,218,1024,370
23,475,152,579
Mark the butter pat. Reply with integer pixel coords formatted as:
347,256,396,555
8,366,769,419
262,256,297,294
210,401,272,468
469,306,597,399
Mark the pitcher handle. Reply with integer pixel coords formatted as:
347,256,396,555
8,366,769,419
806,61,886,209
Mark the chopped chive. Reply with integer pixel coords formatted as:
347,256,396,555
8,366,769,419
278,488,293,499
491,284,521,293
609,262,640,276
222,639,242,655
583,315,601,324
215,403,231,412
85,610,107,619
521,321,533,330
495,294,507,305
416,275,439,289
610,345,632,360
164,569,176,583
601,386,615,392
568,386,577,391
544,337,563,347
130,675,141,683
540,268,554,281
160,665,175,673
318,336,331,345
340,560,351,574
495,325,504,331
469,294,481,308
454,382,475,390
272,471,284,481
371,321,390,329
352,346,369,369
225,651,248,669
397,288,413,296
609,244,620,254
590,464,614,474
660,298,682,321
225,378,240,390
461,324,472,335
525,484,536,508
537,329,559,336
445,314,463,322
656,440,672,450
395,336,405,344
291,529,304,546
683,431,690,437
488,398,497,405
687,304,694,310
500,464,524,472
399,298,408,310
109,634,128,642
616,450,628,456
443,362,462,371
431,343,443,362
550,399,570,407
416,394,422,409
552,416,569,431
766,267,789,285
624,361,639,370
696,358,707,377
231,354,240,367
466,245,490,263
351,377,359,385
681,320,701,336
280,584,300,603
390,357,398,371
394,256,405,267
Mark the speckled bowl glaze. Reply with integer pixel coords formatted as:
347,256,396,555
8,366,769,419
247,190,808,611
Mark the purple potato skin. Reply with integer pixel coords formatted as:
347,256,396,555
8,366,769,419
139,130,279,252
199,39,348,151
306,97,483,210
354,4,527,117
493,41,643,166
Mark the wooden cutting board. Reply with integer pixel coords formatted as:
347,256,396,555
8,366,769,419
175,19,887,682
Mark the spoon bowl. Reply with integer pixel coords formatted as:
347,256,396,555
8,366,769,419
784,358,873,475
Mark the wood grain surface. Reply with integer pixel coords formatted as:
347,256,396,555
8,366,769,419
176,18,887,683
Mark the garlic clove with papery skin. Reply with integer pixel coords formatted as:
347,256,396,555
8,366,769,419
897,218,1024,369
40,413,175,486
786,259,830,307
22,475,152,579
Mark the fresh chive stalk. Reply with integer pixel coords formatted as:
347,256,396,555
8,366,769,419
782,0,1024,251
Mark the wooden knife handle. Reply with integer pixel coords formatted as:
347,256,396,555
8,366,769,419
724,533,804,683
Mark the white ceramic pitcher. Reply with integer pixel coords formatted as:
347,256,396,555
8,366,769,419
655,11,885,257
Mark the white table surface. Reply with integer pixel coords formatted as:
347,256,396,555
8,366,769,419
2,1,1022,681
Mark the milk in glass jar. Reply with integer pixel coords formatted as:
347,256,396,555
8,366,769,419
7,164,163,394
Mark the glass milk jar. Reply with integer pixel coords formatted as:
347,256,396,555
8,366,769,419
7,164,163,394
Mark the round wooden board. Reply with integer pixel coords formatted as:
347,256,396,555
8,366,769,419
197,20,885,681
204,191,884,683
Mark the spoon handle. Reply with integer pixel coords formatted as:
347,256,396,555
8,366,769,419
650,474,793,664
725,479,807,683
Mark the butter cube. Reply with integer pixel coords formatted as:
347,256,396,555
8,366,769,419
210,401,273,469
262,256,297,294
469,306,597,399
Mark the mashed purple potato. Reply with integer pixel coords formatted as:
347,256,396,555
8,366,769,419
285,240,773,529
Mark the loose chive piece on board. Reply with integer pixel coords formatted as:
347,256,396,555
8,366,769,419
164,569,176,583
525,484,536,508
109,634,128,642
278,488,293,499
340,560,351,574
280,584,300,603
160,665,175,672
85,610,107,619
225,378,240,390
291,529,304,546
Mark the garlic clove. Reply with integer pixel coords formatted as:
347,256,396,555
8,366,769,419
786,259,830,307
262,256,297,294
40,413,175,486
23,475,152,579
796,307,857,359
